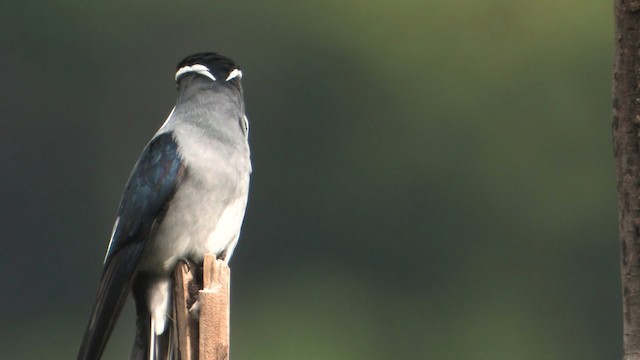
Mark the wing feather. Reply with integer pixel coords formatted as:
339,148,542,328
77,132,185,360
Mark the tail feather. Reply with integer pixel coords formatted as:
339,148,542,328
154,327,173,360
77,244,143,360
129,322,173,360
131,273,173,360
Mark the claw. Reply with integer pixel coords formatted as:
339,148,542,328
188,300,201,320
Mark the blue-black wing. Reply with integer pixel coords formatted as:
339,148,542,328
77,132,186,360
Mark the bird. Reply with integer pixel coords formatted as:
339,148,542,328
77,52,251,360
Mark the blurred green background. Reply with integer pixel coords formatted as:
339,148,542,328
0,1,617,359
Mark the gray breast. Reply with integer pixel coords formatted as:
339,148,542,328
138,121,251,274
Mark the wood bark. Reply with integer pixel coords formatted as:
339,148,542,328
173,255,230,360
199,255,231,360
614,1,640,359
173,260,200,360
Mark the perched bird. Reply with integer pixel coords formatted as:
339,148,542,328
77,52,251,360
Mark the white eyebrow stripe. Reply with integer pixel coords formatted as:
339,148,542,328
225,69,242,81
175,64,216,81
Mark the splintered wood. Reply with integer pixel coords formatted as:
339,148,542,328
173,260,199,359
199,254,230,360
173,255,230,360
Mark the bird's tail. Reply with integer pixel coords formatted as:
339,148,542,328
130,274,173,360
77,247,141,360
130,281,149,360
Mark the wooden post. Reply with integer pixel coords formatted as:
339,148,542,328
173,260,200,359
173,255,230,359
614,1,640,359
199,254,231,360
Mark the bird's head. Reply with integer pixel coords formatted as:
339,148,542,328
175,52,242,84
